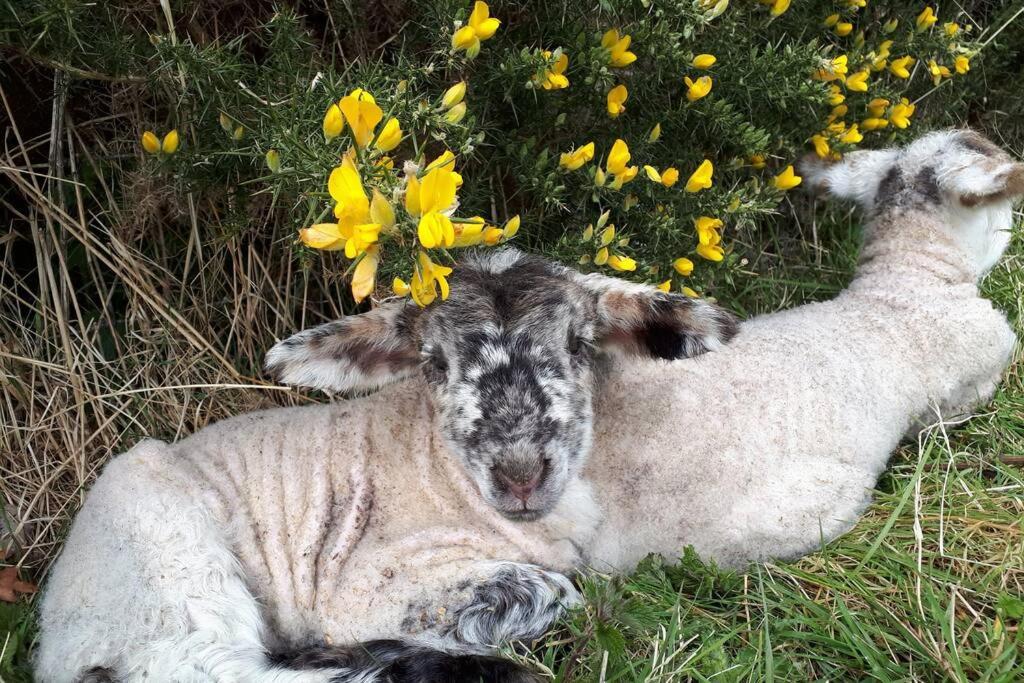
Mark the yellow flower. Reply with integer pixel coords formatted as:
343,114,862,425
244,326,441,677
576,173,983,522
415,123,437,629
232,125,245,141
916,6,938,32
642,166,679,188
954,55,970,74
375,117,403,152
889,56,914,79
657,280,672,292
323,104,343,140
339,89,384,148
944,22,960,37
540,51,570,90
161,130,180,154
445,102,468,124
684,76,712,102
482,227,504,245
889,98,916,128
749,154,766,170
860,117,889,131
609,166,638,190
812,55,848,82
265,149,281,173
770,0,791,17
452,1,500,58
141,131,160,155
660,167,680,188
350,245,380,303
696,243,724,262
450,217,487,247
442,81,467,108
824,13,840,27
502,215,521,240
559,142,595,171
594,167,607,187
866,98,890,118
393,277,411,296
685,159,714,193
410,250,454,307
883,18,899,33
811,135,830,158
607,84,628,118
773,165,802,191
648,123,662,143
673,257,694,276
408,151,459,216
928,60,952,85
828,85,846,106
607,254,637,272
418,212,454,249
692,54,717,69
602,29,637,68
695,216,723,244
681,286,699,298
845,70,869,92
594,247,610,265
606,139,632,175
370,189,396,229
839,124,863,144
835,22,854,37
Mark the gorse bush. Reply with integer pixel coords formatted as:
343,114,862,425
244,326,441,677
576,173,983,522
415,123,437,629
3,0,993,308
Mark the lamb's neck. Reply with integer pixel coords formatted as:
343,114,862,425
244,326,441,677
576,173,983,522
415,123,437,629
851,209,976,293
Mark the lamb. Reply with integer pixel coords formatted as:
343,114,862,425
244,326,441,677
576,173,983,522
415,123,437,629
583,128,1022,570
35,255,737,682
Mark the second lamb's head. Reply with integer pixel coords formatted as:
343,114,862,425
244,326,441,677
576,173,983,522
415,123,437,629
801,129,1024,277
266,249,737,521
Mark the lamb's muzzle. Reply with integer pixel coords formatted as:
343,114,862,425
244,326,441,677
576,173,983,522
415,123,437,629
265,248,737,519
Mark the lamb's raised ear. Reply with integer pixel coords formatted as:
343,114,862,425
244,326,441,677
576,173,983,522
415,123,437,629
576,272,738,359
942,155,1024,207
265,300,420,394
799,148,900,209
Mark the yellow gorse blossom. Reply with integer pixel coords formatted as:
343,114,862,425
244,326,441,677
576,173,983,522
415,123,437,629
606,139,638,189
889,98,916,128
642,165,680,188
928,60,952,86
811,135,830,158
685,159,713,193
410,250,454,307
769,0,791,17
834,22,854,37
323,104,344,140
602,29,637,68
692,54,717,69
845,70,869,92
684,76,712,102
406,152,460,249
452,1,500,58
749,154,766,170
812,55,848,82
889,55,914,79
141,130,179,155
828,85,846,106
955,55,970,74
559,142,595,171
338,89,384,148
648,123,662,142
773,165,802,191
539,51,570,90
606,84,628,118
442,82,467,108
606,254,637,272
350,245,380,304
673,257,694,276
944,22,960,37
916,6,938,32
824,14,840,27
840,124,864,144
860,117,889,131
681,286,700,298
376,118,403,152
866,98,890,118
694,216,724,261
265,149,281,173
445,102,468,124
657,280,672,292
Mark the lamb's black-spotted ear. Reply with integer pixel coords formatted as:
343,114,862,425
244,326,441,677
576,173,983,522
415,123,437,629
575,272,738,359
942,133,1024,206
799,148,901,209
265,300,420,394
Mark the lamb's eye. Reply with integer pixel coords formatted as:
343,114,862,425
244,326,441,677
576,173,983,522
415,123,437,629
422,349,449,383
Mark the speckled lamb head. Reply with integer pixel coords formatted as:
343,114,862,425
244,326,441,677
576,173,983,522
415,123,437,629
801,129,1024,276
266,248,737,520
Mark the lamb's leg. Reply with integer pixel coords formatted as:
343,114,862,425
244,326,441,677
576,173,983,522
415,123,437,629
35,442,346,683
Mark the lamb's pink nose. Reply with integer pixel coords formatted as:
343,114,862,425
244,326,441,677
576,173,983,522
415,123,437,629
497,467,543,504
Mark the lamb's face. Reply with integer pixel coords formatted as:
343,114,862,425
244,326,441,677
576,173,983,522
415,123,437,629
801,129,1024,274
266,248,738,520
412,255,601,520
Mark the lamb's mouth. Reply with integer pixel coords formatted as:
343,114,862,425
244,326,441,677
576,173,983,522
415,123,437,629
501,508,546,522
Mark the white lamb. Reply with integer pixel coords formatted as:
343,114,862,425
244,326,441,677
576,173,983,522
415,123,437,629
35,130,1021,682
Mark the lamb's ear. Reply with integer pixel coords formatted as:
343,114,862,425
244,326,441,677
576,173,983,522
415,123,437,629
577,273,738,359
799,149,900,209
944,158,1024,207
265,300,420,394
